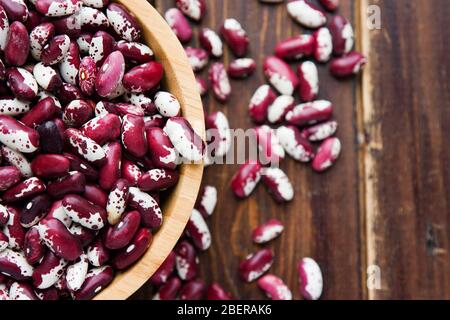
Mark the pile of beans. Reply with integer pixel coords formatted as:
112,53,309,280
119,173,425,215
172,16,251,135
0,0,205,300
152,0,365,300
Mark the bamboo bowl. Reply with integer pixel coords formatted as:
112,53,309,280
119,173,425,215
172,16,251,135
94,0,204,299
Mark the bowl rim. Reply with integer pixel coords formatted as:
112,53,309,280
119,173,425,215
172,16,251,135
94,0,204,300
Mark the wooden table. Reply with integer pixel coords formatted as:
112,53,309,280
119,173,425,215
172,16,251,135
133,0,450,300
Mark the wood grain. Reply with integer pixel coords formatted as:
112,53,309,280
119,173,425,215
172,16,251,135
94,0,204,300
359,0,450,300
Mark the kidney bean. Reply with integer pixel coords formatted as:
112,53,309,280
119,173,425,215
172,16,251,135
252,218,284,245
0,6,7,51
275,35,314,61
0,249,34,281
62,194,107,230
2,206,25,250
45,200,71,228
7,67,38,101
121,159,142,186
208,62,230,103
106,3,141,42
196,75,208,96
35,287,60,300
72,265,113,300
81,0,109,9
5,21,29,66
314,27,333,63
206,283,232,300
186,209,211,251
266,95,293,124
59,41,80,85
199,28,223,58
31,154,69,178
205,111,231,158
20,194,51,228
287,0,326,29
330,51,366,78
185,47,209,72
239,248,274,283
248,84,276,124
24,9,44,31
128,187,162,229
36,121,63,155
0,97,30,116
329,15,353,56
89,31,115,65
87,238,109,267
179,279,206,300
64,153,98,181
35,0,81,17
165,8,192,43
228,58,256,79
298,257,323,300
3,177,46,203
38,217,83,261
55,83,83,105
9,282,38,300
286,100,333,126
122,61,163,93
115,41,154,64
298,61,319,102
0,166,21,191
175,0,206,21
195,185,217,218
0,204,10,225
319,0,339,11
95,51,125,98
68,223,96,247
83,184,107,208
230,161,262,199
111,227,151,270
98,141,121,190
41,34,70,65
222,19,249,57
175,240,197,281
0,231,7,252
263,56,298,96
62,100,93,128
78,56,97,96
138,169,179,192
23,226,45,265
124,93,156,115
66,253,88,292
119,114,147,158
262,167,294,203
0,0,28,22
144,114,165,129
276,125,314,162
150,250,175,286
254,125,285,165
312,137,341,172
76,33,92,54
65,128,107,166
164,117,205,162
47,171,85,199
153,276,181,300
30,23,55,61
79,6,109,30
146,127,177,169
104,210,140,250
154,91,181,118
258,274,292,300
106,179,130,225
32,250,67,289
53,12,81,38
301,120,338,142
80,114,120,146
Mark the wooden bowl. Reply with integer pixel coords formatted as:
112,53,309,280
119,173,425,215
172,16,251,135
94,0,204,299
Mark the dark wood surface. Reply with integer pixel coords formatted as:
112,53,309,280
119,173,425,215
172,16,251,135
132,0,450,300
